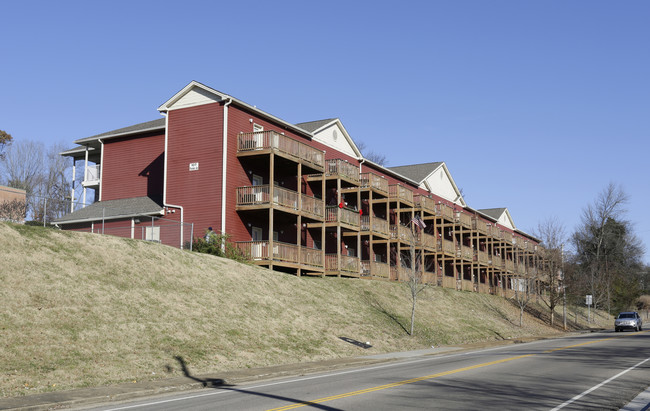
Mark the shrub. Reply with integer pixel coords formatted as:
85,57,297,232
192,231,250,264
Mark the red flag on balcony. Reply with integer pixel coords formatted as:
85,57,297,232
359,209,363,215
339,202,344,208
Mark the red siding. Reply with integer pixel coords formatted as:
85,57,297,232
101,132,165,201
166,103,224,237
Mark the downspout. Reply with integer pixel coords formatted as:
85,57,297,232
359,157,365,173
98,139,104,202
221,98,233,244
162,112,185,249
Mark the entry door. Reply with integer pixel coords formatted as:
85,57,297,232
252,174,263,202
253,124,264,148
252,227,264,259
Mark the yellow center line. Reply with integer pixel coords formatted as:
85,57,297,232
266,331,649,410
266,354,534,411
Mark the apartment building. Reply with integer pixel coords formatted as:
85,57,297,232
55,81,545,297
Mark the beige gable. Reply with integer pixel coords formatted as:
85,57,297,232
421,165,465,207
311,121,360,159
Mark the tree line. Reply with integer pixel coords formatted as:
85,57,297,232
536,183,648,322
0,129,73,223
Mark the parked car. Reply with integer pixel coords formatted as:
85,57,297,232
614,312,643,332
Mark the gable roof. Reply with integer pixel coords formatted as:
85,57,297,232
295,119,337,133
478,207,516,230
54,196,164,225
388,162,443,183
159,80,312,139
74,118,166,145
388,161,466,207
296,118,362,158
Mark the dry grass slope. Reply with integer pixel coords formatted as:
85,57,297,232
0,222,611,398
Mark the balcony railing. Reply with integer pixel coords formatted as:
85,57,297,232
419,232,436,250
236,185,324,218
390,224,413,243
360,172,388,195
476,250,489,264
326,159,360,183
473,218,488,235
440,238,455,254
325,254,360,274
438,203,455,220
502,231,513,244
459,244,473,261
236,241,323,269
82,164,101,186
237,131,325,170
389,184,414,204
301,194,324,219
456,212,472,228
325,206,360,227
360,215,389,236
301,247,323,268
415,195,437,215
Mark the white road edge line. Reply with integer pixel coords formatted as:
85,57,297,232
98,337,574,411
550,357,650,411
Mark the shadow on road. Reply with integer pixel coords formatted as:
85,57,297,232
174,356,343,410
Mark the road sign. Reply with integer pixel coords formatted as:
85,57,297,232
586,295,593,306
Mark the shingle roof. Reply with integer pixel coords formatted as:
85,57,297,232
295,119,337,133
75,118,166,144
478,208,507,220
54,196,164,224
388,162,443,183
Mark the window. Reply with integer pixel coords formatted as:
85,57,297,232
145,226,160,242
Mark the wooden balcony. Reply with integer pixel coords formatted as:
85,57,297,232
325,159,359,183
389,184,414,204
361,260,390,279
415,195,437,216
476,250,489,264
473,218,488,235
459,244,473,261
438,203,455,221
360,172,388,195
236,241,323,270
325,254,360,275
440,238,455,255
419,232,437,250
325,206,360,228
505,259,515,272
478,283,491,294
461,279,475,292
236,185,324,219
360,215,389,236
502,231,513,244
390,224,413,243
442,275,457,290
237,131,325,171
456,211,472,229
490,227,503,241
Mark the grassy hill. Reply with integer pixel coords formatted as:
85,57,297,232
0,222,611,398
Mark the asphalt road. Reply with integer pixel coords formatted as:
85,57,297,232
82,330,650,411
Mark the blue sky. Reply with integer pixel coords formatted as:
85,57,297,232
2,1,649,262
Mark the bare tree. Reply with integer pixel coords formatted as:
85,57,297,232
571,183,643,315
0,140,44,217
0,140,72,221
395,217,433,336
534,217,567,327
356,141,388,166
